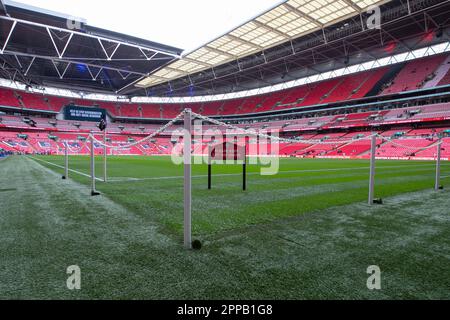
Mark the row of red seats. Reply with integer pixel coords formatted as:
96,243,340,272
383,54,447,94
0,68,387,118
1,53,449,119
3,126,450,159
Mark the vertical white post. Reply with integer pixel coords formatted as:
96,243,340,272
435,140,442,191
103,130,107,182
184,109,192,249
90,135,98,196
64,141,69,179
368,134,376,205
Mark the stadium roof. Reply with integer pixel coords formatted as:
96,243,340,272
136,0,391,88
0,0,182,93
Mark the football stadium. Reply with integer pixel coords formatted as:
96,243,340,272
0,0,449,302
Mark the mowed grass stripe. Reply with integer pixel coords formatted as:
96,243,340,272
31,155,449,235
2,156,449,299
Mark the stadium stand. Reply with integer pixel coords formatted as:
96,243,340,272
1,54,449,120
1,53,450,158
424,54,450,88
382,54,447,94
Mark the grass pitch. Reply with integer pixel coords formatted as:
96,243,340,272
31,155,449,235
0,155,449,299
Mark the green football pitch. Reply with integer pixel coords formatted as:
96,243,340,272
0,155,449,299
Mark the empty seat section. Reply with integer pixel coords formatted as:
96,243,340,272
0,88,21,107
118,104,140,118
322,73,368,103
202,101,222,116
261,91,288,111
299,78,341,106
238,96,261,114
438,68,450,86
96,102,119,116
221,99,242,115
162,104,183,118
376,139,434,157
141,104,161,118
19,92,51,111
281,86,310,105
383,54,446,94
46,96,70,111
350,67,388,99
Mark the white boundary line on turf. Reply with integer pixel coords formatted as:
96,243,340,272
106,163,447,183
29,156,103,182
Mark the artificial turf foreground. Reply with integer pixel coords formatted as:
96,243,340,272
0,155,449,299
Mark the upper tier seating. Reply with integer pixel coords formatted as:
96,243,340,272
438,68,450,86
424,54,450,88
0,88,21,108
19,92,52,111
383,54,447,94
1,54,449,119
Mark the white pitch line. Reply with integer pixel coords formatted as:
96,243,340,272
29,156,103,181
107,163,446,183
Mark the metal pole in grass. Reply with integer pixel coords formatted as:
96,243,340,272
435,139,442,191
368,134,376,205
184,109,192,249
63,141,69,179
90,134,100,196
103,130,107,182
243,143,247,191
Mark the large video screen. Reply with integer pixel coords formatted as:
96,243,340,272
64,105,106,122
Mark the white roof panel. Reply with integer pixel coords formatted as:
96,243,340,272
137,0,391,88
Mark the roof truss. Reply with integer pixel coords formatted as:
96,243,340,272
137,0,391,89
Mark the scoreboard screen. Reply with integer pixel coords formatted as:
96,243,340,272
64,105,106,122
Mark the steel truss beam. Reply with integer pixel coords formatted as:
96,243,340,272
2,51,148,77
145,0,450,96
0,15,180,59
0,15,180,91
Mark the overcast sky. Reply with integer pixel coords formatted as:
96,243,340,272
10,0,282,52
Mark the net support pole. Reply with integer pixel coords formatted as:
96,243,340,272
63,141,69,179
208,164,212,190
435,140,442,191
207,145,212,190
243,145,247,191
184,109,192,250
90,135,100,196
368,135,376,205
103,130,107,183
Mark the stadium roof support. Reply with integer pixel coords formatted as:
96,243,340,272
0,4,182,93
136,0,391,89
0,15,180,66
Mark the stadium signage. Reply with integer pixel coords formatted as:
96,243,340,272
64,106,106,122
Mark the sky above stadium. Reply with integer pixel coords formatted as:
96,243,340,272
10,0,282,53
